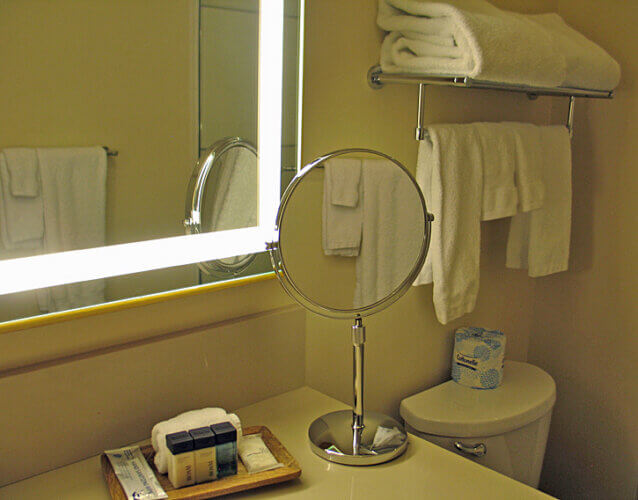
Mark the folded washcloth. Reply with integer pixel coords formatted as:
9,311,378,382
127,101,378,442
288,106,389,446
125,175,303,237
0,150,44,252
322,158,363,257
506,126,571,276
413,124,483,324
354,159,425,307
378,0,620,91
3,148,40,197
151,408,242,474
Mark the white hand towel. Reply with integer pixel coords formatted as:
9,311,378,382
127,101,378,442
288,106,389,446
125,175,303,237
354,159,425,307
3,148,40,197
413,125,483,324
378,0,620,91
37,147,107,312
322,159,363,257
474,123,519,220
151,408,242,474
506,126,571,277
507,122,545,212
0,150,44,251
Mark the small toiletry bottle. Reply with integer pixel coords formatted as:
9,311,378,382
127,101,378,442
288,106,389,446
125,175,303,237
166,431,195,488
189,426,217,483
210,422,237,478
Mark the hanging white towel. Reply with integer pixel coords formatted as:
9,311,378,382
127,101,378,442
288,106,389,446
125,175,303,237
322,159,363,257
377,0,620,91
413,125,483,324
507,122,545,212
0,149,44,252
474,122,519,220
506,126,572,277
37,147,107,312
354,159,426,308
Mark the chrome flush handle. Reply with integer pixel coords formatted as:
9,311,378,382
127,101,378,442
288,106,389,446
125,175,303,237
454,441,487,457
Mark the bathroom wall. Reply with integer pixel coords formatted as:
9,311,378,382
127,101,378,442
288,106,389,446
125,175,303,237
526,1,638,499
0,278,303,485
301,0,554,418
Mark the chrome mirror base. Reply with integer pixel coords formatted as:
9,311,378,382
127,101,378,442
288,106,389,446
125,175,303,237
308,410,408,466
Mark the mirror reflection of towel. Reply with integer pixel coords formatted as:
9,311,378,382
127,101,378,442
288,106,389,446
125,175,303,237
354,159,424,308
36,147,107,312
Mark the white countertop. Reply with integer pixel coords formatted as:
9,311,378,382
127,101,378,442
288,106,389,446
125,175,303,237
0,387,554,499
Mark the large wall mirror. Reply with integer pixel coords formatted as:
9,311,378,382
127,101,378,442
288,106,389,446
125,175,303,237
0,0,303,325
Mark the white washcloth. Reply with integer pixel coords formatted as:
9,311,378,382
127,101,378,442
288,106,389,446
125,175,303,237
413,125,483,324
378,0,620,90
507,126,571,276
474,122,519,220
0,150,44,252
37,147,107,312
354,159,424,307
151,408,242,474
3,148,40,197
322,159,363,257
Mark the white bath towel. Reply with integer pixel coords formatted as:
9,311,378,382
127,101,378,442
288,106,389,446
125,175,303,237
354,159,425,307
506,126,571,277
36,147,107,312
378,0,620,90
323,158,363,257
0,150,44,252
152,408,242,474
413,125,483,324
474,122,519,220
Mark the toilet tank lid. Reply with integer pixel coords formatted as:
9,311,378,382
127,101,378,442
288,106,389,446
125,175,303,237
400,361,556,438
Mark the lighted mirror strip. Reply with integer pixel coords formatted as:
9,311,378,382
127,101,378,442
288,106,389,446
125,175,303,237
0,0,285,296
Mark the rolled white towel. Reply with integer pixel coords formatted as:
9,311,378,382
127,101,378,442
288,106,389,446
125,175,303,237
151,408,242,474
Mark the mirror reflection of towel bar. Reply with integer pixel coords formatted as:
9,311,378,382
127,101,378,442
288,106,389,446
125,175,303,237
102,146,118,157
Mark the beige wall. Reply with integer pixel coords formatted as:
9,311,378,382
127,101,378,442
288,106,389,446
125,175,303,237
0,280,303,485
301,1,636,499
301,0,553,417
526,1,638,499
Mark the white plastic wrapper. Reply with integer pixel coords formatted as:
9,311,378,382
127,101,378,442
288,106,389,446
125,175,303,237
105,446,168,500
238,434,283,474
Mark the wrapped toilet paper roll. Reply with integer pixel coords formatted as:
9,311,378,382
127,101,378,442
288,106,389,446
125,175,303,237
452,327,506,389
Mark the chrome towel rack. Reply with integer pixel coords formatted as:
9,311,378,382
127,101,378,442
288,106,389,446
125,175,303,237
103,146,118,157
367,65,615,140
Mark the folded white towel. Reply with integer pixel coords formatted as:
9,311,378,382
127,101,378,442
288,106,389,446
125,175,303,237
37,147,107,312
354,159,425,307
151,408,242,474
413,125,483,324
3,148,40,197
506,126,571,276
474,123,519,220
378,0,620,90
322,159,363,257
0,150,44,252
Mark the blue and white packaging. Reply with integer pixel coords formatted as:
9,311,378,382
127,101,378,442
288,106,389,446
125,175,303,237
452,327,506,389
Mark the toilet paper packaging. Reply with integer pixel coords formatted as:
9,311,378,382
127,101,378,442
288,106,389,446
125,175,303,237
452,327,506,389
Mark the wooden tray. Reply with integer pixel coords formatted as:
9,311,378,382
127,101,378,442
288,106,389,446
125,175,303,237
101,426,301,499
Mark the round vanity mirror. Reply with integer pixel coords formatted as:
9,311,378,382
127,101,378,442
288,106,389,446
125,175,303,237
185,137,257,277
268,148,432,465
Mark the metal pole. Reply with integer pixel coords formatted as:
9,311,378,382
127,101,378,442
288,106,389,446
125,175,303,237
352,316,366,454
415,83,427,141
567,96,576,138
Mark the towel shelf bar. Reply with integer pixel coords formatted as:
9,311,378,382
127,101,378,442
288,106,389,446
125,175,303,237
367,65,614,140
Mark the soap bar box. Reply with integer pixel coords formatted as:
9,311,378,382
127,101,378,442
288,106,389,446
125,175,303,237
101,426,301,500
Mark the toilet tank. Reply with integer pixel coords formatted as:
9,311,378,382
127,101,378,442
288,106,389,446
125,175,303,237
400,361,556,488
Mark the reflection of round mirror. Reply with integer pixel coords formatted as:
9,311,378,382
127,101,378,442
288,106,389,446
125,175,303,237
184,137,257,277
270,148,431,319
268,148,432,467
